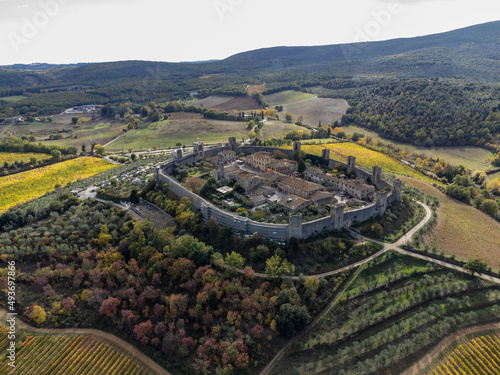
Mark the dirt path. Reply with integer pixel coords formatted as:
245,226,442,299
401,322,500,375
0,309,171,375
260,264,365,375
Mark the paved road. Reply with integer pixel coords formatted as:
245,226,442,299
258,201,500,375
242,201,433,281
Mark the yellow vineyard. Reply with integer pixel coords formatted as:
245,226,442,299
431,334,500,375
0,152,52,165
0,331,155,374
0,157,115,213
292,142,438,184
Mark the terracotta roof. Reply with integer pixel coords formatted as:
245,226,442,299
252,151,273,158
220,150,236,155
310,191,335,202
260,172,287,182
229,170,263,183
279,194,310,210
280,177,324,192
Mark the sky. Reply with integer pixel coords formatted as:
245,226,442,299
0,0,499,65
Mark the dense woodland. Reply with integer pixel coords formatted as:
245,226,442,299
0,183,353,374
339,78,500,148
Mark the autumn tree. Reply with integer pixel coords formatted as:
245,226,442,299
185,176,204,194
265,255,295,279
99,297,120,317
27,304,46,324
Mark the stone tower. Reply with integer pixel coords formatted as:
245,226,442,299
347,156,356,174
193,141,204,159
376,191,388,217
214,162,224,181
322,148,330,162
331,204,345,231
392,178,402,202
372,166,382,187
228,137,237,152
293,141,301,153
288,214,303,239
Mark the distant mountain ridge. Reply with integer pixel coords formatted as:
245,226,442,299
0,21,498,110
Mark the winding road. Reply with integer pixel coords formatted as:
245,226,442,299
2,200,498,375
259,201,500,375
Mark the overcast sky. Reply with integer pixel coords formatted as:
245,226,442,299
0,0,498,65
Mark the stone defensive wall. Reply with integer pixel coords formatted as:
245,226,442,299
156,141,401,241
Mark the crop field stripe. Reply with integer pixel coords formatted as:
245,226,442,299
71,337,103,375
49,335,90,374
0,157,116,213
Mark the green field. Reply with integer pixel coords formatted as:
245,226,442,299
107,112,250,151
43,122,123,148
260,120,306,139
343,125,495,171
264,90,316,106
0,95,29,102
402,177,500,270
271,252,500,375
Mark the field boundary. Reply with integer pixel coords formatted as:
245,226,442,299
0,309,171,375
402,322,500,375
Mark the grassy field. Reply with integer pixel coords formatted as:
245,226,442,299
0,157,115,213
43,122,123,148
0,152,52,164
427,333,500,375
0,325,156,374
107,112,250,151
260,120,306,139
0,95,29,102
292,142,439,184
271,251,500,375
402,177,500,269
279,97,349,128
343,125,495,171
264,90,316,106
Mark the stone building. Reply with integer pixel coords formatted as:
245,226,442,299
278,195,310,211
278,176,332,201
304,167,375,201
266,159,297,174
226,170,264,191
248,151,273,171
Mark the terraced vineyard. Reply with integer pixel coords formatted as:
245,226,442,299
431,334,500,375
0,157,115,213
0,330,155,374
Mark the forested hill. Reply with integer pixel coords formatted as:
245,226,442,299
221,20,500,72
0,21,498,116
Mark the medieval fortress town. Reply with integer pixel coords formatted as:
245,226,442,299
156,137,402,242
